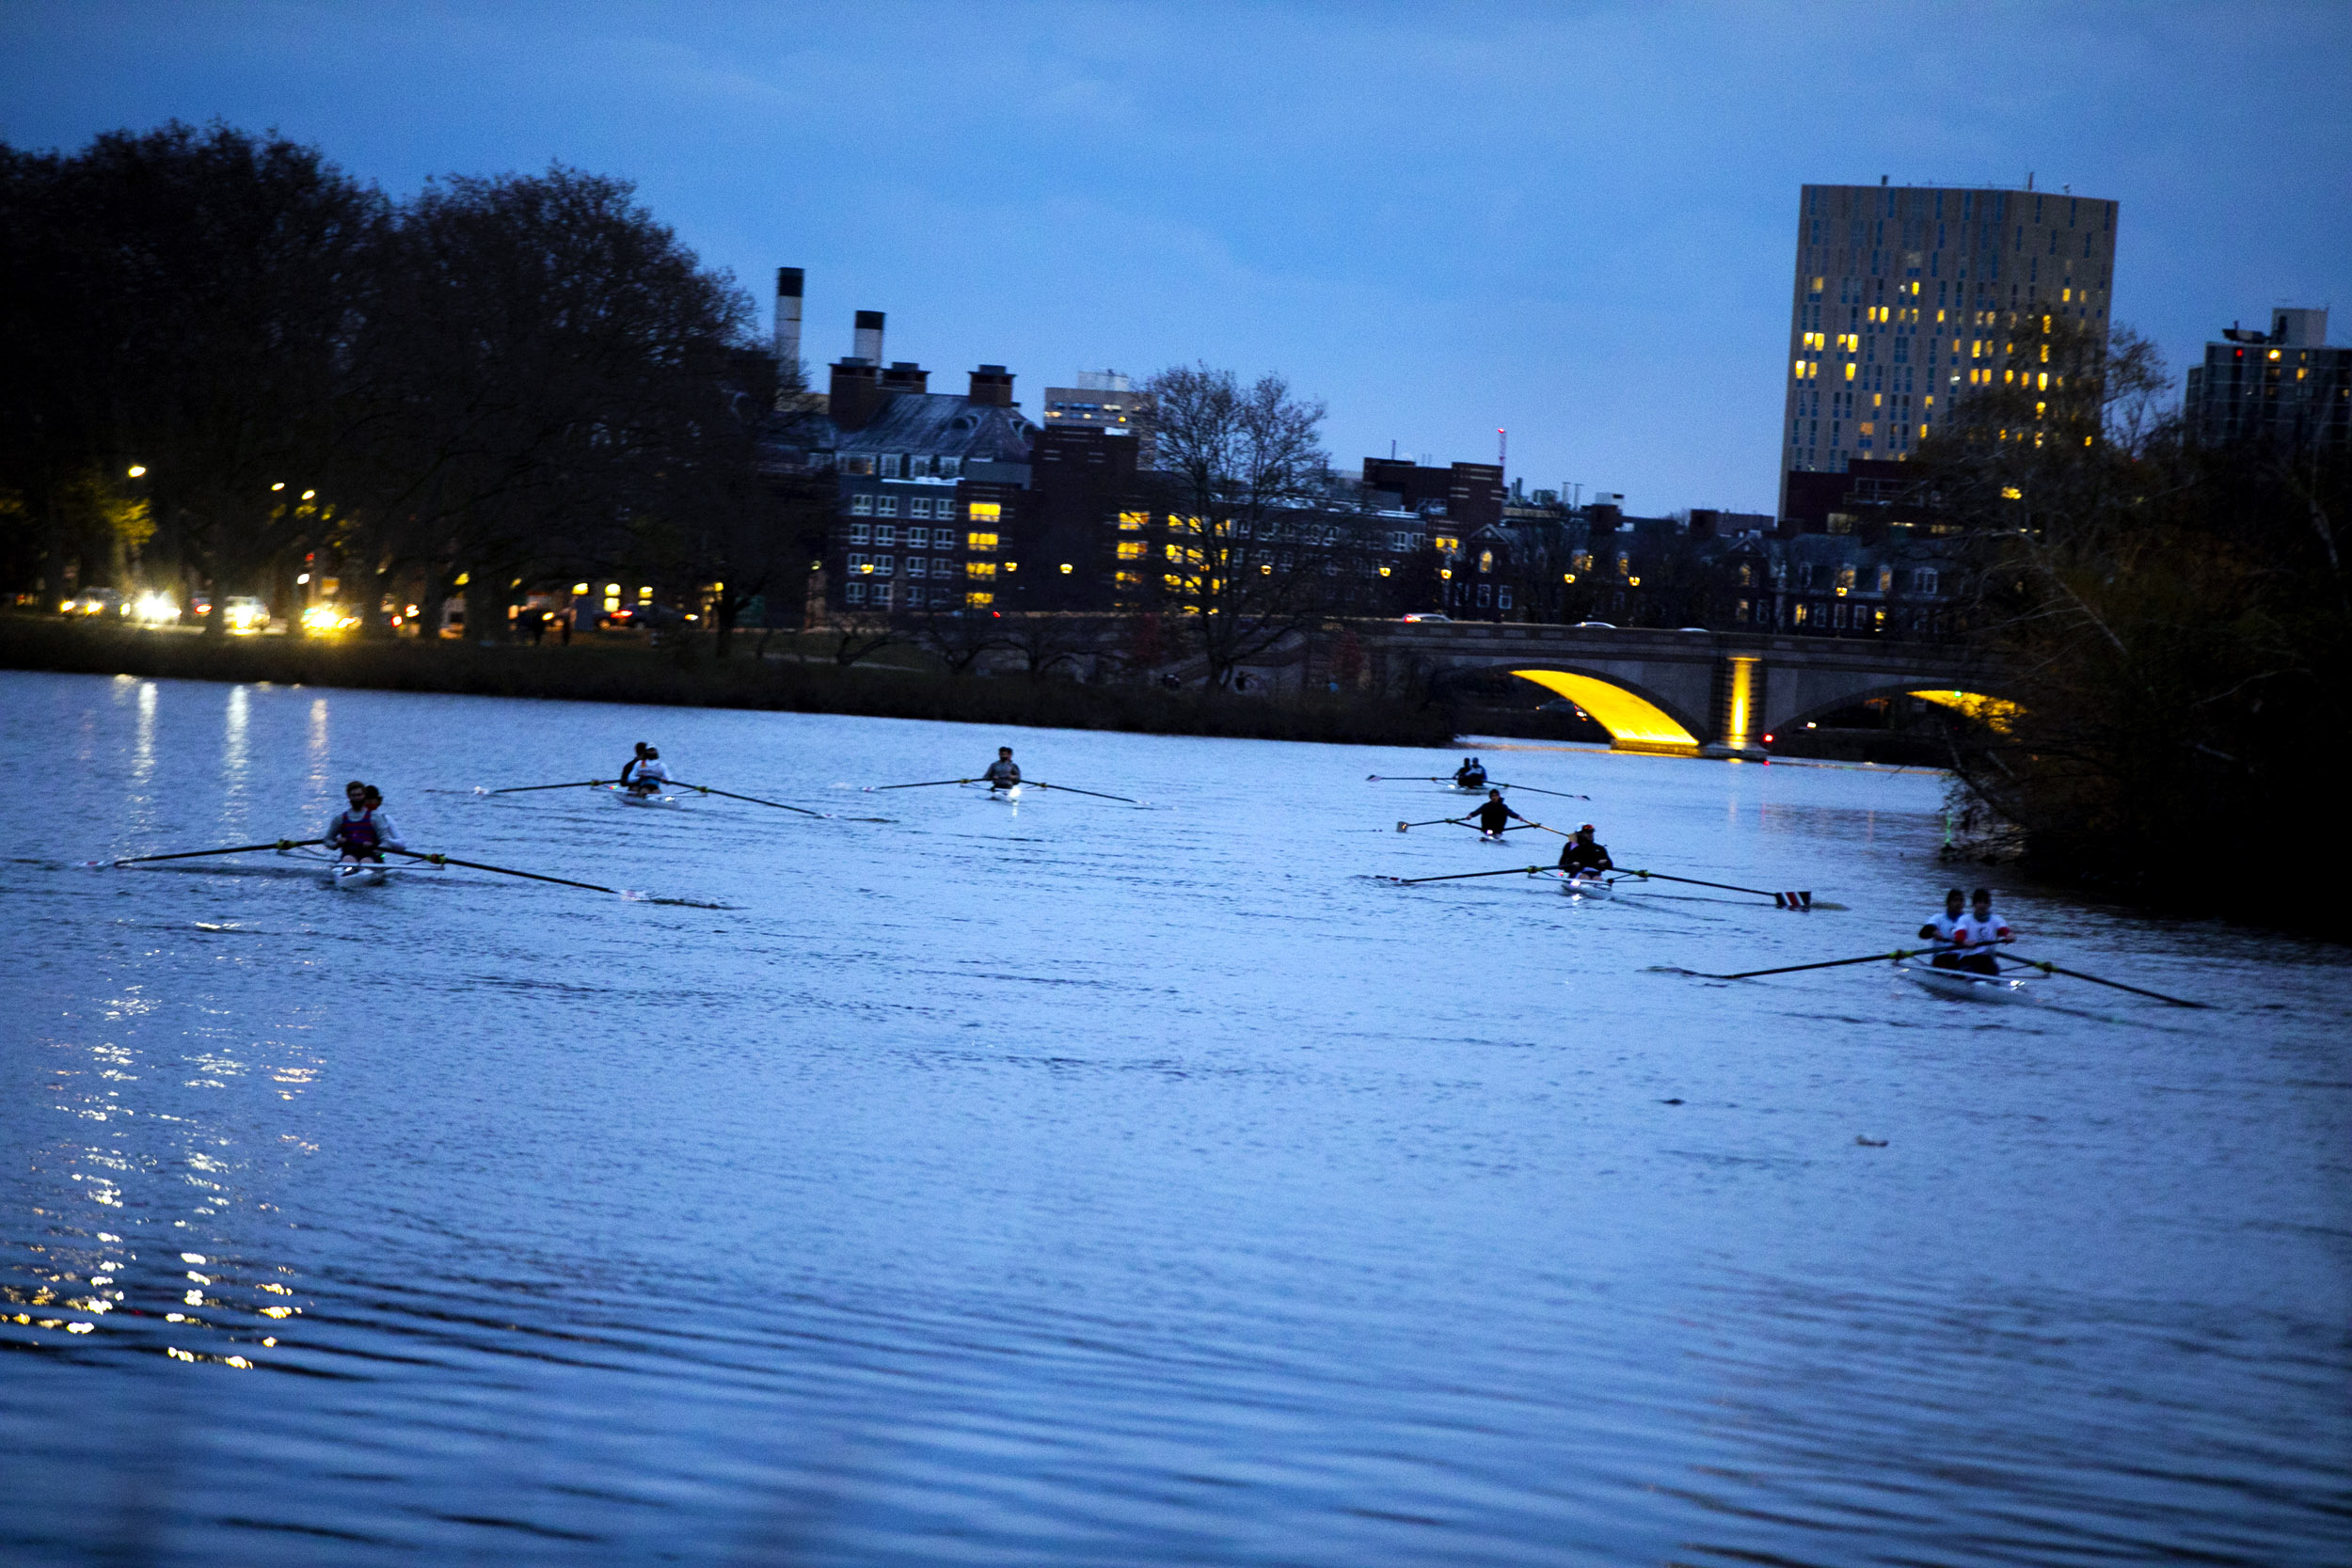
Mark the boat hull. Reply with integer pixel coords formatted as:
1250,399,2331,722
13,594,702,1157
601,785,679,808
329,862,389,888
1535,869,1613,898
1898,960,2030,1003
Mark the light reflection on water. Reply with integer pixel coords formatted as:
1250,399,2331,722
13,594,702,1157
0,671,2345,1567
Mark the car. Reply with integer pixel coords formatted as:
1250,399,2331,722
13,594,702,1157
1569,620,1616,629
61,588,124,617
221,595,270,633
1398,612,1451,623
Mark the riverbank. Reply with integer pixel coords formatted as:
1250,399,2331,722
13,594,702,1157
0,618,1455,747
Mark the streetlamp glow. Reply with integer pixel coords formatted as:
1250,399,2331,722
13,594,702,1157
126,465,147,479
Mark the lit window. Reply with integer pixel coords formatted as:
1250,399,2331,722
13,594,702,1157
1118,511,1147,531
1434,535,1460,555
1477,549,1493,575
969,501,1002,523
966,561,996,579
1117,540,1145,560
966,531,999,553
964,592,993,608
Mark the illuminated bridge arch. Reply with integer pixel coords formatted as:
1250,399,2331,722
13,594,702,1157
1503,667,1708,756
1776,683,2024,739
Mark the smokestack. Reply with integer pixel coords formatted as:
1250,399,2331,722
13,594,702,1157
773,268,803,372
853,310,884,365
968,364,1014,407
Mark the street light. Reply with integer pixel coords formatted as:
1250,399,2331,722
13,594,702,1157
126,465,147,479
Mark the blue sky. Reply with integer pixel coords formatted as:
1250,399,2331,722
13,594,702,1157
5,1,2346,514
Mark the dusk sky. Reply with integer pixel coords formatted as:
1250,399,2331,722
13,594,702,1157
6,0,2346,514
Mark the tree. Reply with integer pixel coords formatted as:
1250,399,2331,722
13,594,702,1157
1921,321,2352,911
1135,363,1343,689
0,123,390,630
346,165,752,641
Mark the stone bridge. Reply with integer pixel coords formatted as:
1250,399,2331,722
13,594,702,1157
1360,622,2003,758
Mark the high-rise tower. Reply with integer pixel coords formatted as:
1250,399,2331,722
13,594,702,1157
1779,182,2118,517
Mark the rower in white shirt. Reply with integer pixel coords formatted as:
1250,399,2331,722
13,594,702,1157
1916,888,1967,970
1951,887,2014,974
620,743,672,797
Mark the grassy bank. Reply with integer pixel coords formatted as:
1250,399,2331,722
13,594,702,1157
0,619,1455,748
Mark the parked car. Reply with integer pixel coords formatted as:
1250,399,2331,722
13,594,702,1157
61,588,124,617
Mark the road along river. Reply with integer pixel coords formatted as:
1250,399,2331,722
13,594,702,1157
2,670,2346,1566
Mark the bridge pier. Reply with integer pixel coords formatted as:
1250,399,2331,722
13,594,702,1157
1702,654,1768,760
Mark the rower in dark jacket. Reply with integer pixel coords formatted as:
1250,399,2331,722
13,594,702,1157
1470,788,1525,840
1556,823,1613,876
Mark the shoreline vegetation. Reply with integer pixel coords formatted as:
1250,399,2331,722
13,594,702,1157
0,619,1455,748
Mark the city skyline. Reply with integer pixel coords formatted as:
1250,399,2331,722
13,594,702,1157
3,1,2346,515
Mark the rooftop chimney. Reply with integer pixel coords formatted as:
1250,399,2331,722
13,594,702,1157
773,267,803,373
880,360,930,394
828,357,882,432
853,309,884,365
968,364,1015,407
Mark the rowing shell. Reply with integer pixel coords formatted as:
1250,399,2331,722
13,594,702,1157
600,784,680,808
1897,958,2031,1004
987,784,1023,802
1534,868,1613,898
328,861,390,889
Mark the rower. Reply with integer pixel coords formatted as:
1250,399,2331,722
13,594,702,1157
326,780,405,864
1917,888,1967,970
982,747,1021,791
1470,788,1525,841
1454,756,1487,787
1556,823,1612,877
1952,887,2013,974
623,745,672,797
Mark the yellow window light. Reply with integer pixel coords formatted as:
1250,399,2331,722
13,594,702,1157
454,572,470,586
966,561,996,579
967,531,1000,553
571,582,589,595
2001,485,2023,499
1118,511,1146,531
605,583,621,595
969,501,1003,522
1844,363,1856,381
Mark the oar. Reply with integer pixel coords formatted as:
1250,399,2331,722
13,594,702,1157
112,838,326,865
673,780,827,817
483,779,613,795
1703,949,1921,980
1380,864,1546,884
1621,868,1836,911
1366,774,1452,783
1489,781,1592,800
1997,952,2208,1008
1396,816,1469,832
1028,780,1143,805
863,778,973,792
383,847,618,895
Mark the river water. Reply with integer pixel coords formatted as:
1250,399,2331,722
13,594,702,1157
1,670,2345,1566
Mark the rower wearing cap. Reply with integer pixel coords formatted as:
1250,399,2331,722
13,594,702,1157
1917,888,1967,969
621,743,671,797
1952,887,2013,974
1556,823,1613,877
1469,788,1526,841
